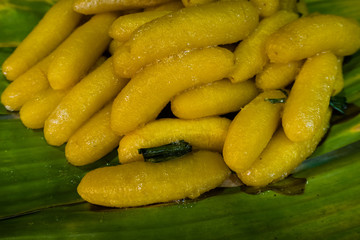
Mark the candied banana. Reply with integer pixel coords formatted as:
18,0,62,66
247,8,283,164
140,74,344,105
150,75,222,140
111,47,234,136
229,10,298,83
282,52,338,142
48,13,118,90
78,151,230,208
255,61,302,90
266,14,360,63
113,0,258,78
239,109,331,187
44,58,129,146
1,54,54,111
109,11,172,42
2,0,82,80
73,0,174,14
20,88,69,129
65,102,121,166
223,90,286,173
118,117,230,164
250,0,280,17
171,79,258,119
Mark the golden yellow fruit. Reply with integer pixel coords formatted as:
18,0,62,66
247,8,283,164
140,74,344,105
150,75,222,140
20,88,69,129
44,58,129,146
73,0,173,14
229,10,298,83
239,109,331,187
223,90,287,173
255,61,303,90
113,0,258,78
111,47,234,136
48,13,118,90
144,1,184,11
65,102,121,166
118,117,231,164
282,52,338,142
77,151,231,208
1,53,54,111
1,0,82,80
108,40,124,55
266,14,360,63
278,0,308,16
109,11,172,42
332,57,344,96
89,56,107,71
181,0,215,7
279,0,297,12
250,0,280,17
171,79,258,119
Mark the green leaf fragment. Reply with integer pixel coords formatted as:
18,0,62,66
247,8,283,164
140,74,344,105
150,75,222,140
278,88,289,97
0,1,53,47
329,96,347,114
0,48,13,114
0,118,118,219
139,140,192,163
306,0,360,22
264,98,287,104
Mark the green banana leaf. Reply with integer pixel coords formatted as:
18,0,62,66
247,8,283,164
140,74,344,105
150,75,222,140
1,142,359,239
341,50,360,105
0,0,55,48
0,0,360,238
305,0,360,22
0,48,13,114
0,118,119,218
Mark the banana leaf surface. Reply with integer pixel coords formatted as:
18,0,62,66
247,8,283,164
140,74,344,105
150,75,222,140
0,0,360,239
